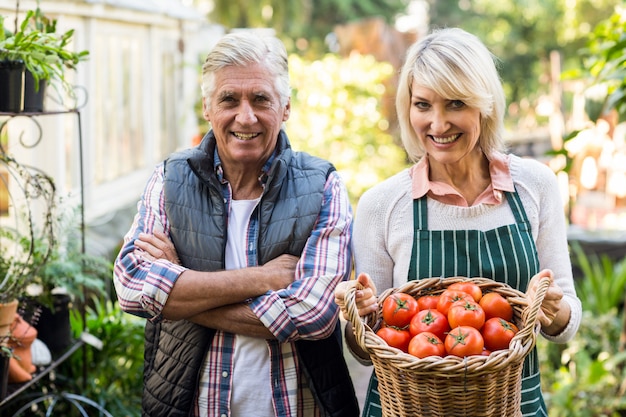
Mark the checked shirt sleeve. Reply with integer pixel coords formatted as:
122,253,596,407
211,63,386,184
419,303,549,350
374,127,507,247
249,171,353,342
112,163,187,321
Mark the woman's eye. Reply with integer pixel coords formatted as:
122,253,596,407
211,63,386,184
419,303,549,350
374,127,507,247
414,101,429,110
450,100,465,109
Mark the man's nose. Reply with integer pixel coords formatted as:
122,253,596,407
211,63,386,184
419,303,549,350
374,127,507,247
236,101,257,124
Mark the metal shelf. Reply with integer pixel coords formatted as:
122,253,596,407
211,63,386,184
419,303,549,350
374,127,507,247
0,105,104,415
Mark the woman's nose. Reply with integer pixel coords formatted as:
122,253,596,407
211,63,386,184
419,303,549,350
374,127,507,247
430,109,451,133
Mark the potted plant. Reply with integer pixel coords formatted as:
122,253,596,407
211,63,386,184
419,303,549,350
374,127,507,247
0,154,56,346
0,2,89,112
19,205,111,354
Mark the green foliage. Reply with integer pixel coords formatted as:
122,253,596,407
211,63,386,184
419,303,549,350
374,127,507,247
208,0,409,54
33,236,110,309
29,205,110,309
570,243,626,315
288,53,409,204
0,156,56,303
539,310,626,416
577,9,626,121
57,297,145,417
427,0,622,127
0,6,89,92
539,248,626,416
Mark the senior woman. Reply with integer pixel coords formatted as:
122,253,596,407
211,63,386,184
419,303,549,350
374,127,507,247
336,27,582,417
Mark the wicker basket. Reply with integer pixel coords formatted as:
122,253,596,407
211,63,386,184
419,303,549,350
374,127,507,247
344,276,551,417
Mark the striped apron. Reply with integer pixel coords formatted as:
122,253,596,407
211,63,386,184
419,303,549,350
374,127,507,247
362,191,548,417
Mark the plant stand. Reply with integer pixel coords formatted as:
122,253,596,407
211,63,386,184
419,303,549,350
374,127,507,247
0,102,109,415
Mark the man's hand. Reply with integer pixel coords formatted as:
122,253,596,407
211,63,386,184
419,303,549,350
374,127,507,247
261,254,299,291
134,230,180,265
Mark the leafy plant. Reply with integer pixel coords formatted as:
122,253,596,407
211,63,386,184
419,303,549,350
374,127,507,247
539,310,626,417
540,247,626,416
0,157,56,304
0,4,89,93
29,207,110,310
55,297,144,417
570,243,626,315
578,10,626,121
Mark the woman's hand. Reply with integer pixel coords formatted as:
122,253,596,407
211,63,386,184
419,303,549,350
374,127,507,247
134,230,181,265
334,272,378,318
526,269,570,335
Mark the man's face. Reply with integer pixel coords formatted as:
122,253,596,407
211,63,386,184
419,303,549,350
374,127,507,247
203,62,290,171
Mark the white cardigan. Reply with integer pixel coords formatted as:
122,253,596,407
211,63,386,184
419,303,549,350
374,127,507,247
353,154,582,344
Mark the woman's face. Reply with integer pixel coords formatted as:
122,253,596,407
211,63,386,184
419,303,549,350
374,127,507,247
409,82,482,166
204,62,290,171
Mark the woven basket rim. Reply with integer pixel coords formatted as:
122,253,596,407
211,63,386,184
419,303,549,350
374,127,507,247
347,276,549,374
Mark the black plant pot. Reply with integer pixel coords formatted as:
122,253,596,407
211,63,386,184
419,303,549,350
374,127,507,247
34,294,72,355
0,60,25,113
0,352,9,401
23,70,47,113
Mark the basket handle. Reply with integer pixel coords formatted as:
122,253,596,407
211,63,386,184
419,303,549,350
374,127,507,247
510,274,552,346
343,281,373,351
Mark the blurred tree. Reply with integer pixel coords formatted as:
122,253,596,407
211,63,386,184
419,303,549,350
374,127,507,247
576,9,626,122
288,53,410,204
208,0,410,55
426,0,622,128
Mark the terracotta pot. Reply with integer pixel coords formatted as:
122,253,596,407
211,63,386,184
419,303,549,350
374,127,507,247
0,299,19,344
8,314,37,383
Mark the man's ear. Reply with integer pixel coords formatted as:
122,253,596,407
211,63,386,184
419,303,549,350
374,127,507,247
283,99,291,122
202,98,210,121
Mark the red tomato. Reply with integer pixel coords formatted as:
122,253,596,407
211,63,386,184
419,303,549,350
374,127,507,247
417,295,440,311
408,331,446,358
376,326,411,352
409,309,450,341
482,317,519,351
437,289,473,316
481,348,492,356
382,293,419,328
448,281,483,302
479,292,514,322
444,326,484,357
447,300,485,330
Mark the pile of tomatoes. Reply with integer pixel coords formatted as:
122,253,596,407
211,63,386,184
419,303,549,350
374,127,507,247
376,281,519,359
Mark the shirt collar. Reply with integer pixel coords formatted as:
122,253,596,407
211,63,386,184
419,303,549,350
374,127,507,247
213,148,274,187
410,151,514,201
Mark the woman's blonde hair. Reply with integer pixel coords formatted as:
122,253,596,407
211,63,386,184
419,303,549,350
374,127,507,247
396,27,506,162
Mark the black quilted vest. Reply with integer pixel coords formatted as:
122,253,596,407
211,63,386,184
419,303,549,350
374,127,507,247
141,130,359,417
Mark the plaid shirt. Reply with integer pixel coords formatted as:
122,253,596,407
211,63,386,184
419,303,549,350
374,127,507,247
113,150,353,417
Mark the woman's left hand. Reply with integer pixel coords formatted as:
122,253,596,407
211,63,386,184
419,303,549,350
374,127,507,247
134,230,181,265
526,269,570,334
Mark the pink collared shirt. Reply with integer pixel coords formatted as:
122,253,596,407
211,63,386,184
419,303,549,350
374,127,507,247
410,151,515,207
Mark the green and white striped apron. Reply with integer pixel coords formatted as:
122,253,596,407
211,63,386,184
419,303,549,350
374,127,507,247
362,191,548,417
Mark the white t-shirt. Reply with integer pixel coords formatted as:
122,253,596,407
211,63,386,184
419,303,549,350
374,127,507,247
226,198,274,417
